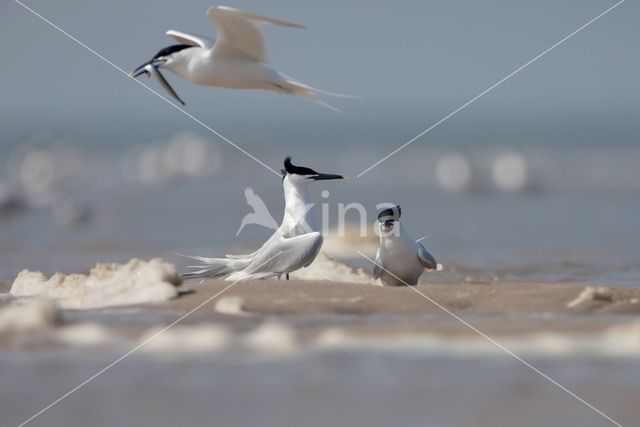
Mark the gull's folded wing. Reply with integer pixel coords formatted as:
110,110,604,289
242,232,323,277
417,243,437,270
166,30,214,48
207,5,304,62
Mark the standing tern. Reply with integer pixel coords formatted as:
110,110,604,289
181,156,345,281
131,5,354,111
372,206,438,286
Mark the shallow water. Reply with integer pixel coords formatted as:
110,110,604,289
2,351,638,427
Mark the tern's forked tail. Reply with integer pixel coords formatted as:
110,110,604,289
277,75,361,113
175,252,251,280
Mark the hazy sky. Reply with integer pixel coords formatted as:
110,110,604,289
1,0,638,144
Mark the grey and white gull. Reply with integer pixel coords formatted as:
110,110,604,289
372,205,438,286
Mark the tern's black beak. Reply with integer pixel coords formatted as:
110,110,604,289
310,173,346,181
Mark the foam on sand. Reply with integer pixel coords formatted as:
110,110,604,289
139,322,296,357
0,299,60,333
139,324,232,355
10,258,181,309
567,286,614,308
322,224,378,259
291,252,377,285
243,321,298,355
314,322,640,358
55,323,113,347
214,296,249,316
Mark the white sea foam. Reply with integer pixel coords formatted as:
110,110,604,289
10,258,181,309
139,324,232,355
566,286,613,308
492,151,532,193
243,321,298,355
314,322,640,359
292,252,377,285
214,296,248,316
0,299,60,333
55,323,113,347
322,225,378,259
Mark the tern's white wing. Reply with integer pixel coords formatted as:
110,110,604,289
166,30,214,48
372,248,383,280
225,226,282,259
207,5,304,62
228,232,322,280
417,243,437,270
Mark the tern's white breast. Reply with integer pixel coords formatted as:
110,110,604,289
170,50,283,89
380,235,423,286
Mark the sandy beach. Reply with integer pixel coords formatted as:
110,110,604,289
3,274,640,349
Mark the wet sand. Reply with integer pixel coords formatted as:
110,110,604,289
143,279,640,338
4,276,638,357
2,278,640,342
169,279,640,316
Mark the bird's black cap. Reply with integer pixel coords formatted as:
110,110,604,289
378,205,401,222
281,156,345,181
152,44,194,60
283,156,318,176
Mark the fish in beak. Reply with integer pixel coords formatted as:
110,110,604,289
130,59,186,106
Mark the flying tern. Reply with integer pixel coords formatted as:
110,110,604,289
181,156,345,281
372,205,438,286
131,5,353,111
